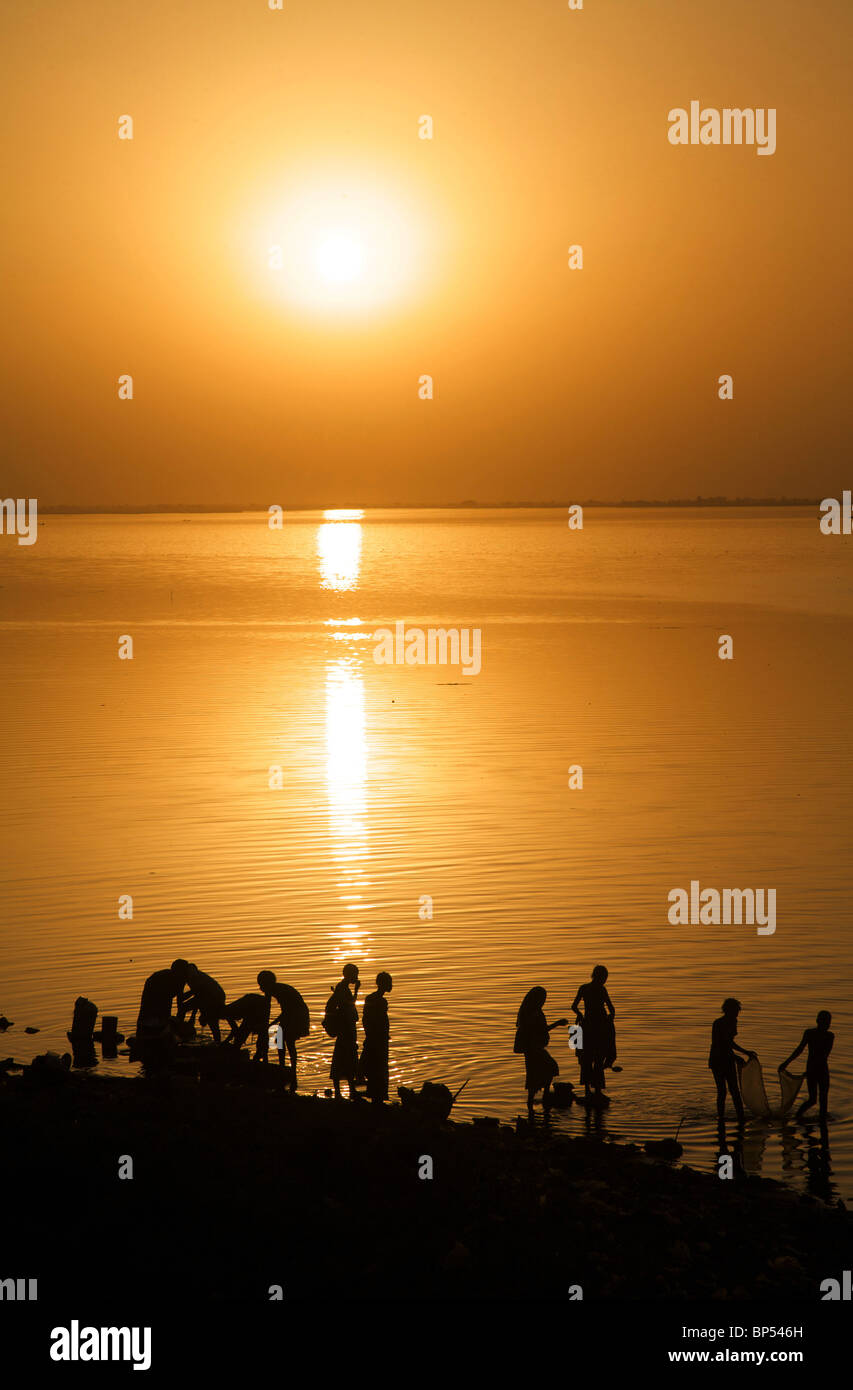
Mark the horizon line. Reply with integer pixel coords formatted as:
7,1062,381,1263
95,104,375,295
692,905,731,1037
35,497,822,514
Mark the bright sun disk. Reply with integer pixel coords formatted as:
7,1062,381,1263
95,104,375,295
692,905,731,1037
314,233,364,284
247,175,435,317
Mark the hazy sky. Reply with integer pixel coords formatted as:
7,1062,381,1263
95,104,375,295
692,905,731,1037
4,0,851,506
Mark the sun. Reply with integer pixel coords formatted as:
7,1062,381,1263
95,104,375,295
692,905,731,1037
244,171,436,318
313,232,364,285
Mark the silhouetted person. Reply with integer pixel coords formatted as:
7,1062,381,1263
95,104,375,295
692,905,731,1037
222,992,271,1060
136,959,190,1039
257,970,310,1091
709,998,756,1124
780,1010,834,1121
327,962,361,1100
360,972,392,1104
179,963,227,1043
514,987,568,1111
571,965,615,1103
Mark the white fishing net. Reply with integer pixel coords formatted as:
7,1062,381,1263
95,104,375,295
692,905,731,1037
739,1056,804,1118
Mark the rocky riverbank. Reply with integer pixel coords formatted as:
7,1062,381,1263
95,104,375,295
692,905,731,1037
0,1063,847,1301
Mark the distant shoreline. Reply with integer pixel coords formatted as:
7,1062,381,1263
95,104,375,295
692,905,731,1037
37,499,821,515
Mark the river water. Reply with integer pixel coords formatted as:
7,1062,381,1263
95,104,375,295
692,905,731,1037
1,507,850,1200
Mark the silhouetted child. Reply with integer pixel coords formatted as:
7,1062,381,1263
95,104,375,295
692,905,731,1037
571,965,615,1102
514,987,568,1111
360,972,392,1103
326,962,361,1100
136,959,190,1039
780,1011,834,1121
708,998,756,1124
222,992,271,1060
257,970,310,1091
180,963,227,1043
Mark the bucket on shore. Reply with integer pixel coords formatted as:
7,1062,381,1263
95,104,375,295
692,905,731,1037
399,1081,468,1122
644,1137,684,1159
644,1117,685,1160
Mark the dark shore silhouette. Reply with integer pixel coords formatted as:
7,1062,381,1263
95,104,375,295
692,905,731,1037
0,1067,847,1302
1,965,845,1302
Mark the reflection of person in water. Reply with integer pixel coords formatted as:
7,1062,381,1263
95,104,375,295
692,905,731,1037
571,965,615,1103
514,987,568,1111
780,1010,834,1121
709,998,756,1124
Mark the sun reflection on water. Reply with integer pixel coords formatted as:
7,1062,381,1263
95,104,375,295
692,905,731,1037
325,656,370,963
317,511,364,592
318,510,371,964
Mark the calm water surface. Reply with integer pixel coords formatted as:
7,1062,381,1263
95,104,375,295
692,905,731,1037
1,509,851,1200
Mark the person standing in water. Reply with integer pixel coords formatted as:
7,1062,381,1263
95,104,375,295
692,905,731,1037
571,965,615,1104
179,963,227,1043
222,990,271,1060
709,998,756,1124
780,1010,834,1121
327,963,361,1100
514,987,568,1111
136,959,190,1039
257,970,310,1092
360,972,393,1104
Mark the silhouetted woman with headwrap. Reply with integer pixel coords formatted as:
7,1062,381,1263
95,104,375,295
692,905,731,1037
514,987,568,1111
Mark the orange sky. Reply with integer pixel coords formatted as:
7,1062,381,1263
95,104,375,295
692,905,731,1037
3,0,851,506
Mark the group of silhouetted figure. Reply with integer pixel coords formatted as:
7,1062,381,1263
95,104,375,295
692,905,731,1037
515,965,619,1111
135,958,392,1101
135,959,835,1123
515,970,834,1126
708,996,834,1124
